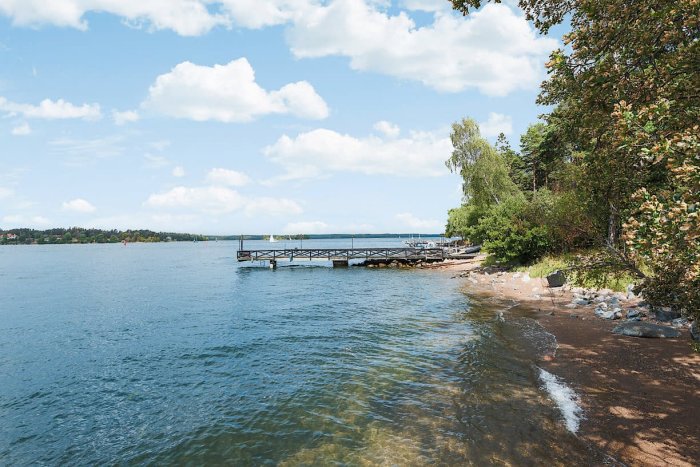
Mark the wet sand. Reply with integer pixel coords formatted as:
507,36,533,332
438,257,700,466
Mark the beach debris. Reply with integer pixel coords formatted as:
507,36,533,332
546,270,566,287
612,322,680,338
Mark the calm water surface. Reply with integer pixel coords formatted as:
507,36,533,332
0,239,600,465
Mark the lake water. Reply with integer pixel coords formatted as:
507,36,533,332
0,239,602,465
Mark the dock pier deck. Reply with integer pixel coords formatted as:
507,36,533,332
236,247,446,268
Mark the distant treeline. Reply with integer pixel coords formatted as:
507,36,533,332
0,228,207,245
0,229,443,245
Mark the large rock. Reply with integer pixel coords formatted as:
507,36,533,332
691,321,699,342
655,307,681,322
546,270,566,288
613,322,680,338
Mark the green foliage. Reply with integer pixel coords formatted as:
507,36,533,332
514,252,638,293
471,196,550,264
446,118,520,209
445,204,485,239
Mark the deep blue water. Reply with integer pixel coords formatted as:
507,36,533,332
0,239,597,465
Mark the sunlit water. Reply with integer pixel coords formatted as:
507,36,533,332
0,239,602,465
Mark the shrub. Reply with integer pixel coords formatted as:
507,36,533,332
474,196,550,264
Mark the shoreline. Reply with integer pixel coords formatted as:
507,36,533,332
437,257,700,466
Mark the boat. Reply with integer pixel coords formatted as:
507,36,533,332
269,235,278,243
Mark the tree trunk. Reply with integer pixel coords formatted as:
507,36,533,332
607,201,619,247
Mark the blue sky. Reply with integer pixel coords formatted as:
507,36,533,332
0,0,561,235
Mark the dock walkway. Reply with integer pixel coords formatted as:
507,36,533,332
237,247,445,267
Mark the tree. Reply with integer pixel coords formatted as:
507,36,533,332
446,118,521,209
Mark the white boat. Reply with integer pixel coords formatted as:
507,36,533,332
269,235,278,243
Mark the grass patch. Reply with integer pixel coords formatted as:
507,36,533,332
510,251,638,293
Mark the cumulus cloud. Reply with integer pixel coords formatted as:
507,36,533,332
287,1,557,95
0,1,556,96
206,168,251,186
11,122,31,135
0,96,101,120
395,212,441,231
373,120,400,138
62,198,97,213
263,125,451,181
0,0,228,36
172,166,186,177
144,185,302,217
479,112,513,137
113,109,140,125
142,58,329,122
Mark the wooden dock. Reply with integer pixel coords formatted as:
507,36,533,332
237,247,445,268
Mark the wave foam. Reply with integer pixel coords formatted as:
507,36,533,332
538,368,582,433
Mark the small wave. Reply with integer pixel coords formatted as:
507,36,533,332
538,368,582,433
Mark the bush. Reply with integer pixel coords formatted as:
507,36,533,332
473,196,550,264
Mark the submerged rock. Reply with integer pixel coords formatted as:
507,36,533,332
546,270,566,288
612,322,680,338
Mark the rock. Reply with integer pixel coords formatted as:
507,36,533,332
671,318,688,328
594,296,607,304
596,302,609,311
565,304,579,309
522,274,531,283
655,307,681,322
609,296,620,306
691,322,700,342
596,309,620,320
546,270,566,287
626,308,641,319
572,298,590,306
613,322,681,338
626,284,637,300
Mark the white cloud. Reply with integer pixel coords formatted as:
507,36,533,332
144,185,302,217
0,0,228,36
287,1,557,95
373,120,400,138
263,125,451,181
172,166,186,177
479,112,513,137
62,198,96,213
0,96,101,120
220,0,315,29
395,212,441,231
206,168,251,186
142,58,329,122
401,0,450,12
11,122,30,135
143,153,170,168
244,197,303,216
50,135,124,164
113,109,140,125
282,220,330,234
1,214,50,227
0,187,14,199
145,186,246,214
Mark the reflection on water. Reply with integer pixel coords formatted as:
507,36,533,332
0,241,603,465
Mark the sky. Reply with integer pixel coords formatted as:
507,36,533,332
0,0,563,235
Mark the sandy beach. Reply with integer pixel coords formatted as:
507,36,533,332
438,257,700,466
